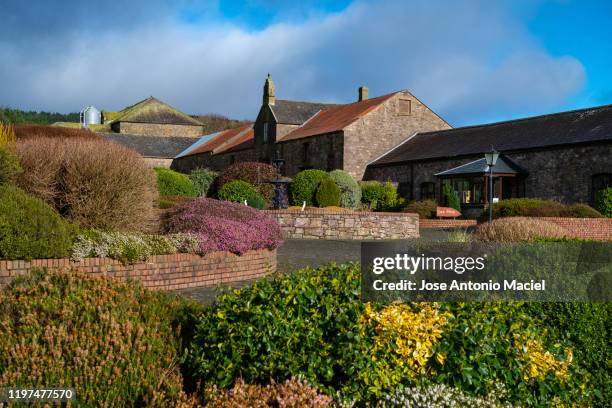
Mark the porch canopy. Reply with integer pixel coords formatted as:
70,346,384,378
435,155,527,204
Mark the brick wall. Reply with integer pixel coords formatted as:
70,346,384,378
536,217,612,241
420,219,477,229
115,122,203,138
0,249,276,290
265,210,419,239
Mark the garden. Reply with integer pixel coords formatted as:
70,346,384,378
0,124,610,407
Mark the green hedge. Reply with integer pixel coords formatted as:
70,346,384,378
595,187,612,218
492,198,603,218
0,185,75,260
328,170,361,208
360,181,398,211
155,167,196,197
315,179,341,207
0,147,21,185
290,169,329,206
218,180,261,204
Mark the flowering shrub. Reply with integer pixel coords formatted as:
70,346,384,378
71,230,199,264
216,161,277,202
328,169,361,208
162,198,282,254
203,378,333,407
475,217,568,242
381,383,513,408
0,269,197,407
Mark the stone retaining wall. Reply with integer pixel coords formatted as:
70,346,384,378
537,217,612,241
0,249,276,290
419,219,477,229
265,210,419,239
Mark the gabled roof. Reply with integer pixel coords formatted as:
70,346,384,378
271,100,337,125
372,103,612,165
176,123,253,158
278,92,398,142
112,97,203,126
215,127,255,154
99,133,196,158
435,156,527,176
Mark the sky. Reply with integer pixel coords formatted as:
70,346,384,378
0,0,610,126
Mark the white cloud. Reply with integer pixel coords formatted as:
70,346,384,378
0,0,585,125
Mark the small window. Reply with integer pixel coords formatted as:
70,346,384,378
230,155,236,164
262,122,269,143
397,99,412,116
592,173,612,204
302,142,310,163
420,182,435,200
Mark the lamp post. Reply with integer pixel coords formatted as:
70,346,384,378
484,147,499,223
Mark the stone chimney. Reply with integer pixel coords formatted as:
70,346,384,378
358,86,369,101
263,73,276,106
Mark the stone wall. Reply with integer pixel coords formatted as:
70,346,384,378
277,133,344,176
537,217,612,241
114,122,203,138
264,209,419,239
144,157,173,168
0,249,276,290
171,148,257,174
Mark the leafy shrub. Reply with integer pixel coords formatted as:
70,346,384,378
360,181,398,211
203,378,333,407
493,198,603,218
595,187,612,218
13,137,157,231
0,269,195,407
246,194,267,210
475,217,568,242
404,199,437,219
315,178,341,207
290,169,329,206
0,185,75,260
328,169,361,208
218,180,259,203
189,168,217,197
13,124,100,140
442,184,460,212
155,167,196,197
162,198,282,254
71,230,199,264
0,147,21,185
447,229,472,242
216,162,277,202
382,383,512,408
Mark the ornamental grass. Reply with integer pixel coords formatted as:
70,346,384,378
475,217,568,242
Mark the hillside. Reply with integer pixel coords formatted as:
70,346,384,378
0,107,79,124
191,113,251,134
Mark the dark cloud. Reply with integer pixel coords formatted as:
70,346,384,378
0,0,585,126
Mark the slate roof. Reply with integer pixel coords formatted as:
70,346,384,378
372,104,612,166
112,97,203,126
271,100,337,125
435,156,527,176
279,92,398,142
176,123,253,157
99,133,197,158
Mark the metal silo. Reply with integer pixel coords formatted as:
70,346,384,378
80,106,101,126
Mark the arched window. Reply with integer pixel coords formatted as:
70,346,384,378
592,173,612,203
420,182,436,200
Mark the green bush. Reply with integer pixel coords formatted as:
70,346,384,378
404,199,437,219
360,181,398,211
595,187,612,218
328,170,361,208
0,185,75,260
315,178,341,207
442,184,461,212
493,198,603,218
216,162,277,203
0,147,22,185
246,194,267,210
0,269,199,407
189,168,217,197
218,180,259,203
290,169,329,206
155,167,196,197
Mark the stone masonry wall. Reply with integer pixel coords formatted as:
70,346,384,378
277,133,344,176
265,209,419,239
343,91,450,180
0,249,276,290
116,122,203,138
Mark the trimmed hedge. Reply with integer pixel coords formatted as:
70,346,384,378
328,170,361,209
0,147,21,185
475,217,568,242
189,168,217,197
492,198,603,218
595,187,612,218
216,162,276,203
360,181,398,211
0,185,76,260
218,180,259,203
155,167,196,197
290,169,329,206
315,179,341,207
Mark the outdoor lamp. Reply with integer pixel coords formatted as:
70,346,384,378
484,147,499,223
484,149,499,167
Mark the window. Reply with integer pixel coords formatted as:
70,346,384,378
420,182,435,200
397,99,412,115
262,122,269,143
592,173,612,204
302,142,310,163
229,155,236,164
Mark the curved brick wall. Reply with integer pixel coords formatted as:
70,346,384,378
264,209,419,239
0,249,276,290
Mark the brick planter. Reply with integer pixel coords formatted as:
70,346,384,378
535,217,612,241
0,249,277,290
419,219,477,229
264,209,419,239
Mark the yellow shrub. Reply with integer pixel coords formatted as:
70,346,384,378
0,122,15,147
514,334,573,382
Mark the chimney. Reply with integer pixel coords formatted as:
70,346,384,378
263,73,276,106
358,86,369,101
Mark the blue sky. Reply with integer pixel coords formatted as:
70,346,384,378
0,0,610,126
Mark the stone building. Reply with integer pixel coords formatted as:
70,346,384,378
365,104,612,212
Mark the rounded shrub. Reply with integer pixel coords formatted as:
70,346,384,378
155,167,196,197
218,180,259,203
246,194,267,210
475,217,568,242
162,198,282,254
328,170,361,208
216,162,277,202
360,180,398,211
0,147,22,185
315,178,341,207
0,269,196,407
13,137,157,232
0,184,75,260
404,199,437,219
188,167,217,197
492,198,603,218
290,169,329,206
595,187,612,218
